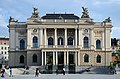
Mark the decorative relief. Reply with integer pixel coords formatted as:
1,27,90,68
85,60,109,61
94,30,103,37
68,30,74,36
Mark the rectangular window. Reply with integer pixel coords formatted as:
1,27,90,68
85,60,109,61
1,47,3,50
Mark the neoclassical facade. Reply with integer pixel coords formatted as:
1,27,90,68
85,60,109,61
8,7,112,71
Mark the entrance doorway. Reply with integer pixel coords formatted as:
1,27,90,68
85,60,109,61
46,52,53,73
69,52,75,73
57,52,64,72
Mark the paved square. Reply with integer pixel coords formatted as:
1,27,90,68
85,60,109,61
1,74,120,79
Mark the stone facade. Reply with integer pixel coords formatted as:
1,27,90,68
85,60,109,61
8,8,112,70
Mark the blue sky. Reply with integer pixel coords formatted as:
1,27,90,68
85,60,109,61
0,0,120,38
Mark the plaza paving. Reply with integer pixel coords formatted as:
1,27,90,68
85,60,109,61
1,74,120,79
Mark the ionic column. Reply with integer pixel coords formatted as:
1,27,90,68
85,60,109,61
40,28,43,48
75,28,77,47
53,52,55,65
56,52,58,65
44,28,47,48
55,28,57,47
65,28,67,47
78,51,80,66
64,51,66,66
75,52,78,66
42,51,44,65
78,28,82,49
45,52,46,65
67,51,69,65
102,31,105,50
90,29,94,49
27,29,31,49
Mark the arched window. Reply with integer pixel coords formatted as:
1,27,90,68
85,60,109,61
96,40,101,49
20,55,24,63
33,36,38,48
58,37,64,45
33,54,37,63
68,37,74,45
20,39,25,49
96,55,101,63
48,37,54,45
84,54,89,63
84,37,89,48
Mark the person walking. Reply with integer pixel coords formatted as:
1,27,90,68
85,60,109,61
63,67,65,75
35,68,39,77
1,68,5,78
9,68,13,77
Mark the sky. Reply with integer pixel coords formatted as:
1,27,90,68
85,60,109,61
0,0,120,38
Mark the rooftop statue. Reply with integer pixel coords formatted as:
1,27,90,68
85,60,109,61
81,7,90,18
9,16,18,23
31,7,39,18
105,17,111,22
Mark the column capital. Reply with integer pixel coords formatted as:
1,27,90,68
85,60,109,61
64,28,67,30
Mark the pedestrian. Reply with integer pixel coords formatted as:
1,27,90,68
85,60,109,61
63,67,65,75
1,68,5,77
35,68,39,77
56,68,58,75
9,68,13,77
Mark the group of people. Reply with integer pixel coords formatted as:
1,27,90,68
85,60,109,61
1,67,13,78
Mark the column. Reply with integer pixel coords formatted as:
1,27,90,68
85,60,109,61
65,28,67,47
56,52,58,65
44,28,47,48
67,51,69,65
78,51,80,66
102,31,105,50
75,52,78,66
64,51,66,66
90,29,94,49
54,28,57,47
42,51,44,65
75,28,77,47
53,52,55,65
78,28,82,49
27,29,31,49
45,52,46,65
40,28,43,48
16,32,19,50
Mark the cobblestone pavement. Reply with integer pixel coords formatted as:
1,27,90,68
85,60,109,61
0,74,120,79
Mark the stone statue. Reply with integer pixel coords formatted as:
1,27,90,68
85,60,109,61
81,7,90,18
9,16,18,23
105,17,111,22
31,7,39,18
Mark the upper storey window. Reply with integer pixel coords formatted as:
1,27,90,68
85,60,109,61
48,37,54,45
68,37,74,45
83,36,89,48
96,40,101,49
20,39,25,49
33,36,38,48
58,37,64,45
